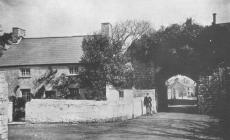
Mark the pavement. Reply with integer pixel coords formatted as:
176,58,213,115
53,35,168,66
9,112,224,140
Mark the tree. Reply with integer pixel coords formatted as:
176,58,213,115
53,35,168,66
194,24,230,74
112,20,154,51
130,18,204,76
80,34,131,99
79,20,154,99
0,33,13,56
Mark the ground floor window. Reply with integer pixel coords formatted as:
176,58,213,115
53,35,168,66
119,90,124,98
21,89,31,102
68,88,80,99
45,91,56,99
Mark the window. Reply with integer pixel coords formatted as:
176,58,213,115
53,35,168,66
69,88,79,95
69,88,80,99
119,90,124,98
21,89,31,102
20,68,30,77
69,66,79,75
45,91,56,99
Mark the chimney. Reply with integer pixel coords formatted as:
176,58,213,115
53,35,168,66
212,13,216,25
101,23,112,38
12,27,26,38
12,27,26,44
0,24,3,35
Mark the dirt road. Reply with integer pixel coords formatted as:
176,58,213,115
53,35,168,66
9,113,223,140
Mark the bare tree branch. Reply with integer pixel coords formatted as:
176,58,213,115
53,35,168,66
112,20,155,51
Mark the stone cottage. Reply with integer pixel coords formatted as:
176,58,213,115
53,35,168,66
0,23,112,101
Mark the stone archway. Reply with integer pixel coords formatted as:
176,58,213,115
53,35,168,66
165,75,197,113
155,69,199,112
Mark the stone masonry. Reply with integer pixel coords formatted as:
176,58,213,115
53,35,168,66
0,72,9,140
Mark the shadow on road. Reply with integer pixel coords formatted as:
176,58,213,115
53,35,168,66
9,113,224,140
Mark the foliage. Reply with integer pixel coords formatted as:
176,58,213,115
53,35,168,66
0,33,12,46
80,35,132,98
33,67,83,99
197,66,230,117
194,25,230,75
33,67,57,98
130,18,230,78
130,18,222,79
51,73,81,99
0,33,13,56
112,20,154,49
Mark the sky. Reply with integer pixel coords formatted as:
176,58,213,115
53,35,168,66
0,0,230,37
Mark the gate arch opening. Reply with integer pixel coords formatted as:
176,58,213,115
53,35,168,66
166,75,197,100
165,75,198,113
155,69,199,112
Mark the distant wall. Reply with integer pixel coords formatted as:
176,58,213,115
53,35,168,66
25,86,156,123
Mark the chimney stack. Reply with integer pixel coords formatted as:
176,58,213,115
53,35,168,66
0,24,3,35
12,27,26,38
101,23,112,38
12,27,26,44
212,13,216,25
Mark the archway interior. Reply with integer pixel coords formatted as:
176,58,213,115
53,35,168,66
165,75,197,107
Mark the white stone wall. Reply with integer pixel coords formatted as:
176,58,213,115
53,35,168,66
0,72,8,140
0,100,8,140
8,102,13,122
25,87,156,123
26,99,139,123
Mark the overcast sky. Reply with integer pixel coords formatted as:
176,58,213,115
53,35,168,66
0,0,229,37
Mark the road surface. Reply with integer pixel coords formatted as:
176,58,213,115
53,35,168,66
9,112,224,140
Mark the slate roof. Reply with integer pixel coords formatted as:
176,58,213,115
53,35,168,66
0,36,84,67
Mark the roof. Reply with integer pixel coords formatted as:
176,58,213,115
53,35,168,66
217,22,230,31
0,36,84,67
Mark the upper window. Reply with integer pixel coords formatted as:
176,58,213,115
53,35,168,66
69,66,79,75
20,68,30,77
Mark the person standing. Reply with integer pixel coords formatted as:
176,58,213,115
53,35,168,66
144,93,152,115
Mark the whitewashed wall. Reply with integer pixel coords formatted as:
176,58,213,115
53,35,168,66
0,72,8,140
26,99,135,123
8,102,13,122
25,86,156,123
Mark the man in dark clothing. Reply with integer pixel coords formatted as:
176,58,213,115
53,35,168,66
144,93,152,115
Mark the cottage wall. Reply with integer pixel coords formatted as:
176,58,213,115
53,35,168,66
0,65,82,97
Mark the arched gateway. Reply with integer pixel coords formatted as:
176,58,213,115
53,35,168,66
155,69,199,112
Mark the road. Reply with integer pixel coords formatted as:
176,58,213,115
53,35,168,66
9,113,224,140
